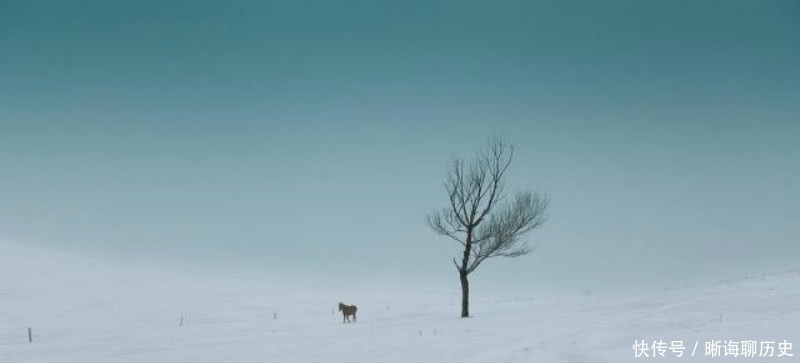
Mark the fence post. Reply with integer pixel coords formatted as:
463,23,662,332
28,327,32,343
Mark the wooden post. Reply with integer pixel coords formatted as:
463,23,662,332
179,316,184,327
28,327,32,343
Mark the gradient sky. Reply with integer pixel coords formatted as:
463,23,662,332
1,0,798,293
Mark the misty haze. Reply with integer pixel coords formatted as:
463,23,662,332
1,1,798,362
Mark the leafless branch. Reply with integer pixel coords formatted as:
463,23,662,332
427,137,549,274
468,192,549,273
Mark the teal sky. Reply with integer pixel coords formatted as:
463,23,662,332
1,0,798,292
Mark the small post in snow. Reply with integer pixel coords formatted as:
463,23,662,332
179,316,184,328
28,327,32,343
274,312,277,320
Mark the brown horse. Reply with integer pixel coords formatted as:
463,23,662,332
338,302,357,323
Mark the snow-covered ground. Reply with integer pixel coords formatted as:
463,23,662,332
1,242,797,362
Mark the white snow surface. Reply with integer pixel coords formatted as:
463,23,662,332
1,242,798,362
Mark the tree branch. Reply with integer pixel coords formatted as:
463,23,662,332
467,191,548,273
453,257,462,271
427,137,549,279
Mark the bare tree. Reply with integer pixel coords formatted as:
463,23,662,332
427,137,548,318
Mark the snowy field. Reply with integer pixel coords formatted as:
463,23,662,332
1,242,797,363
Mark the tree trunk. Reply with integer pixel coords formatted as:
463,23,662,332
459,270,469,318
